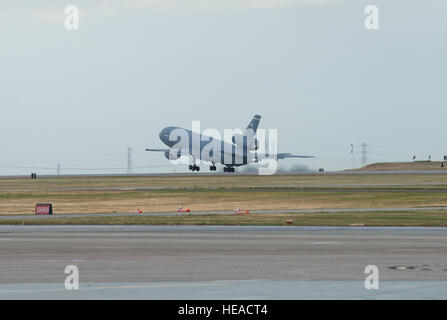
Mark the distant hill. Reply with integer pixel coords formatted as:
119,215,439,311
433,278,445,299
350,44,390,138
351,161,446,171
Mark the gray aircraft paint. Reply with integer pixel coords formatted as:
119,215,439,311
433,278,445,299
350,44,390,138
158,115,262,166
149,115,313,168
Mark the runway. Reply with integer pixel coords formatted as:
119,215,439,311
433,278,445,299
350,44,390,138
1,225,446,299
2,281,447,300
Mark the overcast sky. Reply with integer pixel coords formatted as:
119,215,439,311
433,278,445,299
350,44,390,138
0,0,446,174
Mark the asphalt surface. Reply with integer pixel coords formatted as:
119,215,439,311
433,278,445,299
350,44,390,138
1,225,447,299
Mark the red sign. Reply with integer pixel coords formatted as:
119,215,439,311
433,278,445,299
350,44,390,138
35,204,53,215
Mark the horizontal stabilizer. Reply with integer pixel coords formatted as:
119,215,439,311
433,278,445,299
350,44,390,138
277,153,315,159
145,148,170,152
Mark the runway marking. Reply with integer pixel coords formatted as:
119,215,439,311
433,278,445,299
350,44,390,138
389,264,447,272
304,242,339,245
22,260,61,262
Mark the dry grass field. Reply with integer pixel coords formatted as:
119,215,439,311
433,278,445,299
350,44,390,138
2,210,447,227
1,174,447,216
355,161,447,171
1,173,447,191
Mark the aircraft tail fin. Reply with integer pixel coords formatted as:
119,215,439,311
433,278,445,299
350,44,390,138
245,115,261,135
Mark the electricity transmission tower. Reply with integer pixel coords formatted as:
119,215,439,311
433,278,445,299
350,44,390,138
350,143,371,168
361,143,370,166
126,147,132,174
350,143,355,169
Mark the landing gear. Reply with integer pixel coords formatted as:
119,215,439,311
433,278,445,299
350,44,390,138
189,157,200,172
209,165,217,171
224,166,235,173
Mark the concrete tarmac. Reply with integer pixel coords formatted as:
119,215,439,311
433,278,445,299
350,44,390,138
0,225,446,299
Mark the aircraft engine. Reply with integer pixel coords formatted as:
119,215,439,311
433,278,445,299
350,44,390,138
232,134,244,147
250,139,259,151
164,150,181,160
232,134,258,151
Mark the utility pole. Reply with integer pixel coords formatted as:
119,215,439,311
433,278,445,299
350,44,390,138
126,147,132,174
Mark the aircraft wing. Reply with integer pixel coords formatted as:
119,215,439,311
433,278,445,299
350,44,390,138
276,153,315,159
145,148,170,152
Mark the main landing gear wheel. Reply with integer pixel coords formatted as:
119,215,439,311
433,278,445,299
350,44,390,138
189,165,200,172
224,167,235,173
209,165,217,171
